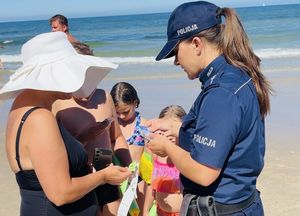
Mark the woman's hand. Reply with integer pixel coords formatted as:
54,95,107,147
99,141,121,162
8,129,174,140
146,133,174,157
145,118,182,138
102,165,132,185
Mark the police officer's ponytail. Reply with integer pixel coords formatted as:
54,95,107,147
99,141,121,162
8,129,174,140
195,8,272,117
220,8,272,117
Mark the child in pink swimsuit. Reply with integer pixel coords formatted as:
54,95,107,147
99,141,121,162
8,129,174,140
151,105,186,216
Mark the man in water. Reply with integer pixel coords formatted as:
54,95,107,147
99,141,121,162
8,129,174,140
49,14,78,43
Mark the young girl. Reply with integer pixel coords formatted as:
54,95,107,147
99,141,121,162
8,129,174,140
151,105,186,216
110,82,151,214
110,82,146,163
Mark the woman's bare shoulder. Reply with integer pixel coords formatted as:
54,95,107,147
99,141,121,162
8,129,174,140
18,108,59,137
26,108,56,123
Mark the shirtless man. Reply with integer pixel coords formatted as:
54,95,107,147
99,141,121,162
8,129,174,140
49,14,78,43
52,43,132,216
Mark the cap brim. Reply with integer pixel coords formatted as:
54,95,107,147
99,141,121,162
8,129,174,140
155,39,179,61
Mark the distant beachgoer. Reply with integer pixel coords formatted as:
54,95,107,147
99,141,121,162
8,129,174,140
0,32,131,216
0,58,3,70
52,41,132,216
146,1,272,215
49,14,78,43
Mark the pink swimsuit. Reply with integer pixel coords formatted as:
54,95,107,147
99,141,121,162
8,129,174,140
151,157,181,194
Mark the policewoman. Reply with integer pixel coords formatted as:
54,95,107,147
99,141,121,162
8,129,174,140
146,1,272,215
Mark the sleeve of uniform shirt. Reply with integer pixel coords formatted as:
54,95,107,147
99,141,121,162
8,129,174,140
190,87,242,169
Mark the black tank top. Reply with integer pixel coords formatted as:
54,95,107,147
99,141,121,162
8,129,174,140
14,107,97,216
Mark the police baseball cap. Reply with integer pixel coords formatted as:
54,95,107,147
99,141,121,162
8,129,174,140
156,1,222,61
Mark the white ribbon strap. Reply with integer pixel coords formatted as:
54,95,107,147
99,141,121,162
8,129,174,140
117,162,139,216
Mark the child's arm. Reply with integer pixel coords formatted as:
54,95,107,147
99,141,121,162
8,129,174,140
143,184,155,216
107,92,132,166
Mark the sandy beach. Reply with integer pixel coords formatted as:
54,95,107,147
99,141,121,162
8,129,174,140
0,58,300,215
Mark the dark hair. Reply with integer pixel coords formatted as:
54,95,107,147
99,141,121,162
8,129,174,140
71,41,94,56
49,14,69,31
159,105,186,120
110,82,140,108
190,8,272,117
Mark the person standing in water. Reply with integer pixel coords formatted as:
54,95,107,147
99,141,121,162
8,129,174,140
49,14,78,43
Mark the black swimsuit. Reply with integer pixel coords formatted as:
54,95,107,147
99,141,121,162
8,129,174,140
15,107,98,216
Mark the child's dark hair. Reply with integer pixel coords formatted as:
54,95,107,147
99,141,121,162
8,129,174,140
71,41,94,56
110,82,140,108
159,105,186,120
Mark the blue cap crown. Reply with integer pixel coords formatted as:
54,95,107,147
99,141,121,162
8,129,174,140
156,1,221,61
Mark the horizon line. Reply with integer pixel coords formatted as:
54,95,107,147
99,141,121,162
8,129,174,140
0,2,299,24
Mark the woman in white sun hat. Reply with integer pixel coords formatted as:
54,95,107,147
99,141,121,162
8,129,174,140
0,32,131,216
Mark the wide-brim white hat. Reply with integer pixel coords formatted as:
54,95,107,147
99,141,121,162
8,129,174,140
0,31,118,100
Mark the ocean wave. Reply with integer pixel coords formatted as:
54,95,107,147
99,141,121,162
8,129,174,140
104,56,173,64
255,48,300,59
107,48,300,63
0,54,22,62
1,48,300,64
0,55,174,65
3,40,13,44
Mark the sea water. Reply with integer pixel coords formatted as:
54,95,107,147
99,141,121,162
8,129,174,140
1,4,300,71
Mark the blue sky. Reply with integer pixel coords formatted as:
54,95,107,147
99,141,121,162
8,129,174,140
1,0,300,22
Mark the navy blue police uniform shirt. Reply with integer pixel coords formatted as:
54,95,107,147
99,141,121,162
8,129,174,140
179,55,265,204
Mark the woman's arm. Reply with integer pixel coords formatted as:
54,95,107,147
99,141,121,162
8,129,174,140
25,109,131,206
